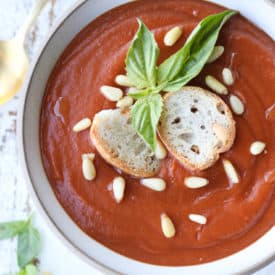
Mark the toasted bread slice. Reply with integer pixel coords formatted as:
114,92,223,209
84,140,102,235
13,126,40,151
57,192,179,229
158,86,236,171
90,109,160,177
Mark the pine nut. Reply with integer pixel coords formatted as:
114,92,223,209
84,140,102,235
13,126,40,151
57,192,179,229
164,26,183,46
207,45,224,63
205,75,228,95
161,213,176,238
116,96,134,109
212,123,228,145
189,214,207,225
115,75,132,87
73,118,91,132
229,95,245,115
155,140,167,160
184,177,209,189
222,68,234,86
140,178,166,191
222,159,239,184
100,86,123,102
82,154,96,181
113,177,126,203
250,141,266,155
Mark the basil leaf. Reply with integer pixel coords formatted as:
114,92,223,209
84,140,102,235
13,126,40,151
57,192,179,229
17,269,26,275
17,265,38,275
24,264,38,275
17,226,41,268
158,10,236,92
128,88,150,99
131,94,163,151
0,221,28,241
126,19,159,89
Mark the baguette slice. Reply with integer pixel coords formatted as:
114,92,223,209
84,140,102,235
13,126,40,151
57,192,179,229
158,86,236,171
90,109,160,177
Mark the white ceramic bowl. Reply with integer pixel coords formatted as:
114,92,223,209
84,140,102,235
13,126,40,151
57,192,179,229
18,0,275,274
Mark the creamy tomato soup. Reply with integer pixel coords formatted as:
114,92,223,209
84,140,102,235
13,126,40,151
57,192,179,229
40,0,275,265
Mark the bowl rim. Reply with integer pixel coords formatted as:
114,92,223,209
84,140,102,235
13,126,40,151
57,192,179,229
17,0,275,274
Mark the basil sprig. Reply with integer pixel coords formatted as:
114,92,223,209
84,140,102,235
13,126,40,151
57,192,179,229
125,10,236,150
0,215,41,274
0,220,29,240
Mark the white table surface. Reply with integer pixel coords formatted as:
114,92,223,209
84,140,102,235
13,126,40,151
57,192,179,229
0,1,274,274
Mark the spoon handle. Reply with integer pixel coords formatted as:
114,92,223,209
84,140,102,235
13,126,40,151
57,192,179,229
16,0,48,42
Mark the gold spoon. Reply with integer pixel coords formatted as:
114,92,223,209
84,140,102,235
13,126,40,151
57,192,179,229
0,0,48,105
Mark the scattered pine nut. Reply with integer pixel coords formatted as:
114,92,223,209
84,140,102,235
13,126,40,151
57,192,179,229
184,177,209,189
161,213,176,238
222,159,239,184
212,123,228,145
222,68,234,86
189,214,207,225
116,96,134,109
82,154,96,181
115,75,132,87
205,75,228,95
229,95,245,115
155,140,167,160
207,46,224,63
100,85,123,102
250,141,266,155
113,177,126,203
140,178,166,191
164,26,183,46
73,118,91,132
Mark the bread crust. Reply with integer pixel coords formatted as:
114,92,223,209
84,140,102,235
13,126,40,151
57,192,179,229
158,86,236,171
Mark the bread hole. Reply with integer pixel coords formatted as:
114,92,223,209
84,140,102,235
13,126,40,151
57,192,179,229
133,133,139,141
110,149,118,158
200,125,205,130
194,99,199,103
215,140,223,150
172,117,181,124
178,133,193,143
191,106,198,113
191,145,200,154
217,103,225,115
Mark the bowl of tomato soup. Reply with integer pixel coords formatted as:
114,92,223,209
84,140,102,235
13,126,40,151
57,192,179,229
19,0,275,274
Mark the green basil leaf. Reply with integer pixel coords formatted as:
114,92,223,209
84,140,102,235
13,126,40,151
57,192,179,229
131,94,163,151
128,88,150,99
17,265,38,275
24,264,38,275
126,19,159,89
0,221,28,241
158,10,236,92
17,269,26,275
17,226,41,268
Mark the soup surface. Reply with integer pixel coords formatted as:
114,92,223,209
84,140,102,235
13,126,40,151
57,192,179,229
40,0,275,265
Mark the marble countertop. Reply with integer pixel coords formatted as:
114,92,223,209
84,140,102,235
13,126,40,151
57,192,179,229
0,1,274,274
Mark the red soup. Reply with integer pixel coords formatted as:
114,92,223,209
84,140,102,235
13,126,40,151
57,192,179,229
40,0,275,266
